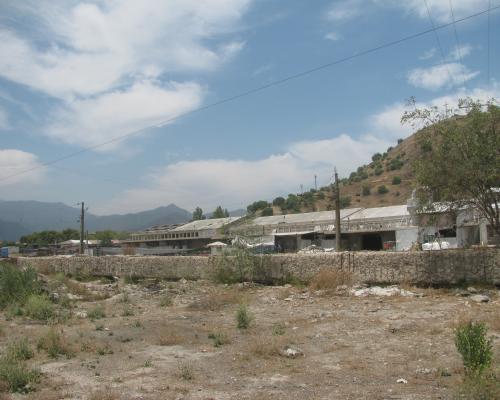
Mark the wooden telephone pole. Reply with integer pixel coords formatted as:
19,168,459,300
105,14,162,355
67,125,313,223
79,202,85,255
334,169,341,251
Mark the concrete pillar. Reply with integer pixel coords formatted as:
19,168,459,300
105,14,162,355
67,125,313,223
479,219,488,245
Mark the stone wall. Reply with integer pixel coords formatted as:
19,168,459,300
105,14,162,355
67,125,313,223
17,248,500,285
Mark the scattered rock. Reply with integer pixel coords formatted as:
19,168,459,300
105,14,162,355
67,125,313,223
470,294,490,303
467,287,478,293
283,346,303,358
49,292,60,302
75,310,87,318
396,378,408,384
415,367,437,375
351,286,416,297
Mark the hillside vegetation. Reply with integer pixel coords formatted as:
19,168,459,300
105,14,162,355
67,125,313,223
247,133,421,216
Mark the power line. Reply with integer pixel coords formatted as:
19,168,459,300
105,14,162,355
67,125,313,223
448,0,467,86
423,0,454,85
1,4,499,185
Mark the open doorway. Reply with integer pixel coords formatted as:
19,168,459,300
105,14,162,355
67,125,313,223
362,234,383,250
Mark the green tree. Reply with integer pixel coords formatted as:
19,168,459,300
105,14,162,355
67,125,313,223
362,185,371,196
272,197,285,208
339,196,351,208
261,207,273,216
377,185,389,195
192,207,205,221
392,176,401,185
211,206,227,219
247,200,270,214
94,230,114,247
402,98,500,238
285,194,300,212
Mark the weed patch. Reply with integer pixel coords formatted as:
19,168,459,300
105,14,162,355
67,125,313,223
87,305,106,320
37,329,74,359
309,269,353,292
24,294,54,321
6,338,34,361
455,321,493,376
236,304,253,330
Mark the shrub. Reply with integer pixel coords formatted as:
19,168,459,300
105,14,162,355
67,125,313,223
261,207,273,216
362,185,371,196
159,293,173,307
392,176,401,185
374,167,383,176
87,305,106,320
397,138,403,144
0,264,40,308
0,356,40,393
6,339,34,361
389,158,404,170
309,269,353,291
179,363,194,381
456,373,500,400
236,304,253,330
316,191,325,200
339,196,351,208
377,185,389,195
372,153,382,162
24,294,54,321
37,328,74,359
272,323,286,336
455,321,493,376
272,196,285,207
208,332,230,347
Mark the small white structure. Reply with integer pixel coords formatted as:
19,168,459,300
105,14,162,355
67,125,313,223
206,241,228,255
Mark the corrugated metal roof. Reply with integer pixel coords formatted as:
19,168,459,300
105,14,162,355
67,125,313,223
249,205,409,227
345,205,410,220
251,208,362,226
172,217,242,231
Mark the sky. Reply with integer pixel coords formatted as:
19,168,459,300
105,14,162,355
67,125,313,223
0,0,499,216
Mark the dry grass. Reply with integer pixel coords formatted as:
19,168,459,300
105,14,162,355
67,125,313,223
245,334,291,359
188,288,243,311
158,326,186,346
88,388,120,400
309,268,353,292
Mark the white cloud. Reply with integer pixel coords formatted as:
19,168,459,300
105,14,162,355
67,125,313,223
252,64,274,77
419,47,437,60
46,80,204,149
95,133,392,214
0,1,251,99
0,149,45,186
94,82,500,214
370,82,500,133
0,0,251,149
325,31,341,41
448,44,473,61
407,62,479,90
398,0,488,23
0,107,8,129
326,0,363,21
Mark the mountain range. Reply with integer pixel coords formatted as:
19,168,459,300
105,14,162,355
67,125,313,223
0,201,191,241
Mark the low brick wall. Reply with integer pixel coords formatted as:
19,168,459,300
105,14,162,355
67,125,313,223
17,248,500,285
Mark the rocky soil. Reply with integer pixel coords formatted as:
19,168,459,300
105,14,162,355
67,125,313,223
1,276,499,400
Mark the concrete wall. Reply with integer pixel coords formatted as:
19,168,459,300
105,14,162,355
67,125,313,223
17,248,500,285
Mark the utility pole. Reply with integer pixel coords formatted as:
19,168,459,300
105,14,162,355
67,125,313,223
334,168,341,251
79,202,85,255
314,175,317,191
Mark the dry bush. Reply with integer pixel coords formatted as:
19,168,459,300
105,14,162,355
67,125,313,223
245,334,290,359
309,268,353,292
188,289,243,311
88,388,120,400
158,326,185,346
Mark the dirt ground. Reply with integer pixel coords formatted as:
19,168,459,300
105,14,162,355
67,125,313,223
1,275,499,400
